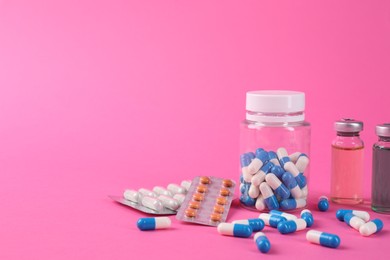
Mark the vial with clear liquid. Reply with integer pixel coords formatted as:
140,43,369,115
330,118,364,204
372,123,390,214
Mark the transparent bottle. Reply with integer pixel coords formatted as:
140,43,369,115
330,119,364,204
372,123,390,214
239,90,311,211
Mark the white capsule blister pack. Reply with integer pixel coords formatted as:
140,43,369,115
176,176,236,226
109,180,191,215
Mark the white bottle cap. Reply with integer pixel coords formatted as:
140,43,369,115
246,90,305,122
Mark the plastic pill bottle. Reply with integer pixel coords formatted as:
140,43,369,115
330,118,364,205
372,123,390,214
239,90,311,211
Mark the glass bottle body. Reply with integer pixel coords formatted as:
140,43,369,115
372,136,390,213
330,133,364,204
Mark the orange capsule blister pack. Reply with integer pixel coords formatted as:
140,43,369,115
176,176,236,226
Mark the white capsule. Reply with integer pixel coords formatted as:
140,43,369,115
359,219,384,236
138,188,156,198
277,148,300,177
123,189,140,203
289,152,301,163
251,170,266,186
141,196,163,211
248,184,260,198
259,182,274,199
180,180,192,192
255,195,266,211
295,154,309,173
153,186,173,197
269,210,298,220
344,213,365,231
167,184,186,194
248,158,264,175
158,195,180,210
243,170,253,182
173,193,186,205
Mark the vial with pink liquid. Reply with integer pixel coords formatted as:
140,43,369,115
330,118,364,205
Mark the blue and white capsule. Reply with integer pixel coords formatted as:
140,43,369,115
277,148,306,187
251,162,274,186
248,183,260,198
217,223,253,238
259,213,287,228
306,230,340,248
247,148,269,175
280,198,306,210
269,210,298,220
343,213,366,231
259,182,279,210
270,165,285,179
233,218,265,232
277,219,307,234
295,153,309,173
255,194,266,211
318,196,329,212
240,194,257,207
300,209,314,227
240,153,252,176
359,219,383,236
254,232,271,253
336,209,370,222
281,172,303,198
268,151,280,166
137,217,171,231
265,173,290,199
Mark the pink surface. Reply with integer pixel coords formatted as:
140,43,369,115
1,0,390,259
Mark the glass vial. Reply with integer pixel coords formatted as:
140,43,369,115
240,90,311,211
372,123,390,214
330,118,364,204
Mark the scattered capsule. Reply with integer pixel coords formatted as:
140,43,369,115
300,209,314,227
306,230,340,248
153,186,173,197
138,188,156,198
123,189,140,203
233,218,265,232
141,196,163,211
217,223,253,238
255,195,266,211
281,172,303,199
137,217,171,231
180,180,192,192
336,209,370,222
277,219,307,234
269,210,298,220
259,182,279,210
280,198,306,210
240,194,256,207
344,213,366,231
157,195,180,210
247,148,270,175
318,196,329,211
268,151,280,166
266,173,291,199
359,219,383,236
173,193,186,204
254,232,271,253
259,213,287,228
167,184,186,194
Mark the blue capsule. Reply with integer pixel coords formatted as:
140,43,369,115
306,230,340,248
240,194,256,207
280,198,306,210
259,213,287,228
300,209,314,227
335,209,370,222
270,165,285,179
137,217,171,231
256,148,270,162
254,232,271,253
233,218,265,232
359,219,383,236
240,153,252,167
277,219,307,234
260,182,279,210
318,196,329,211
295,173,307,188
217,223,253,238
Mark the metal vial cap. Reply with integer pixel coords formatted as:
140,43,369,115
334,118,363,133
376,123,390,137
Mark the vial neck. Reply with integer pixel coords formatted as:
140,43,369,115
337,132,360,137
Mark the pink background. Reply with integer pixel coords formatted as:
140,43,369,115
1,0,390,259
